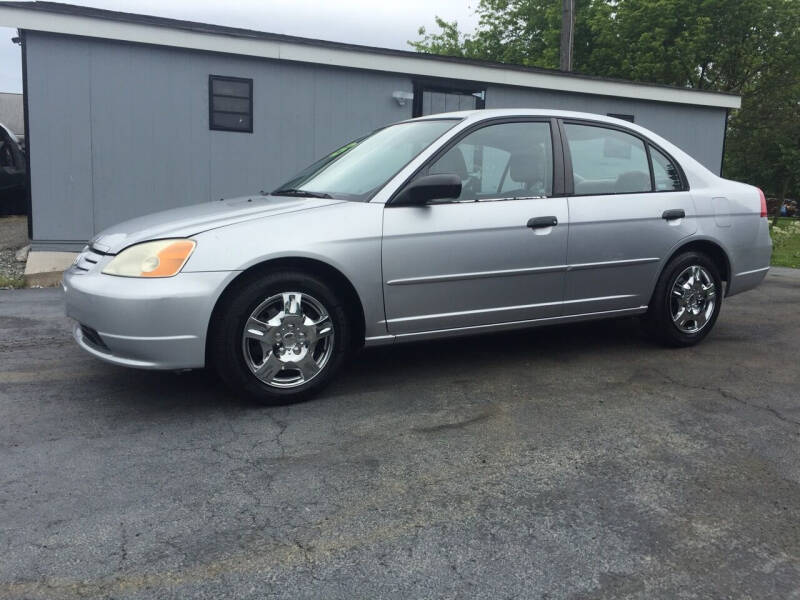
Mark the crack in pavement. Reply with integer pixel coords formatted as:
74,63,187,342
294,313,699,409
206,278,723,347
654,368,800,428
265,410,289,459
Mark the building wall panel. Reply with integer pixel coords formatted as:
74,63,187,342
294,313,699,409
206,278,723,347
26,33,94,241
26,33,413,244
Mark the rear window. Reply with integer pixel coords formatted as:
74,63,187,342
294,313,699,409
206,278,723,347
650,145,683,191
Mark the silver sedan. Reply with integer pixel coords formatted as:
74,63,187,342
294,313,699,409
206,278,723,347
63,109,772,403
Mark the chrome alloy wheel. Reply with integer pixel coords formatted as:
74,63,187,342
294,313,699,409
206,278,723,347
670,265,717,334
241,292,334,388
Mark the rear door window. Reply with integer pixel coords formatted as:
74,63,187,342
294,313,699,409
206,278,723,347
564,123,652,195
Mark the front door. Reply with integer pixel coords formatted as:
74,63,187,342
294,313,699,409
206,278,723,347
560,121,697,314
382,120,569,335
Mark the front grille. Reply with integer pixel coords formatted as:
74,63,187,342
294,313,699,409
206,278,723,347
80,325,108,350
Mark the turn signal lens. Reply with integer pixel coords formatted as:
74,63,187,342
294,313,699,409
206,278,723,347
102,239,196,278
758,188,767,218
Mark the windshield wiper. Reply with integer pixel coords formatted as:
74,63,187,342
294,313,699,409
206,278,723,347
271,188,332,199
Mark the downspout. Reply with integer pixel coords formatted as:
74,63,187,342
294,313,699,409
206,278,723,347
19,29,33,240
719,107,729,177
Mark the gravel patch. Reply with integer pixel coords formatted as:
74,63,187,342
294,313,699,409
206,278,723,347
0,215,28,250
0,216,28,288
0,248,25,287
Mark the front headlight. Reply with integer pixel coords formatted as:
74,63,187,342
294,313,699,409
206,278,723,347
102,239,196,278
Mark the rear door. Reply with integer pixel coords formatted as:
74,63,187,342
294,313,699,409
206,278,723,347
560,120,697,314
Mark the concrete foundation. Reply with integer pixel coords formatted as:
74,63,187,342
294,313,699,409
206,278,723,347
24,251,77,287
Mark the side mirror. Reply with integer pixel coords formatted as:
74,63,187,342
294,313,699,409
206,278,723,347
390,173,462,206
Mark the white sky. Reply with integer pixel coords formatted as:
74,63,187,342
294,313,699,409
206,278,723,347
0,0,480,93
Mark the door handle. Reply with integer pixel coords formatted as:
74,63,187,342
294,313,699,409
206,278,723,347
527,216,558,229
662,209,685,220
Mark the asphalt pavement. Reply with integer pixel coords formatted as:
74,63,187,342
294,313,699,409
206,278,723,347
1,269,799,599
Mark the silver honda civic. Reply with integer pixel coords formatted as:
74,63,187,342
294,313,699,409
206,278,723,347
63,109,772,403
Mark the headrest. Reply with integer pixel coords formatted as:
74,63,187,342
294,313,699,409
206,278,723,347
433,147,468,180
509,146,545,185
615,171,650,193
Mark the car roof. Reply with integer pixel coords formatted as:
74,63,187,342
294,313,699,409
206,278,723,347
414,108,634,126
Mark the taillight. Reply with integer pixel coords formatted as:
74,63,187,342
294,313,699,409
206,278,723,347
758,188,767,218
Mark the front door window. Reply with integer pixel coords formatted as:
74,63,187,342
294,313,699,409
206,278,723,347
427,121,553,201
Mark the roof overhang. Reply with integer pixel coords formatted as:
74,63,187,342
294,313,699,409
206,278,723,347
0,2,741,110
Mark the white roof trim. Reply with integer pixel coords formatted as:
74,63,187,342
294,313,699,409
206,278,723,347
0,6,742,109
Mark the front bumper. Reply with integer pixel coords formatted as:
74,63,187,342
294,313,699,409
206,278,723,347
63,265,234,370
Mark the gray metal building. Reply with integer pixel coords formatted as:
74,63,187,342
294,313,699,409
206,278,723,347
0,1,740,251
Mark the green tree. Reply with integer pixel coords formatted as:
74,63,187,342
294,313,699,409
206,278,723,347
725,72,800,205
411,0,800,199
410,1,591,69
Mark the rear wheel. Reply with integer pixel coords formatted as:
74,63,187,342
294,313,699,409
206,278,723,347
643,251,722,347
210,270,352,404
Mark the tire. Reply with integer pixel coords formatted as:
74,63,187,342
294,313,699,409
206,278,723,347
209,270,352,405
643,251,723,347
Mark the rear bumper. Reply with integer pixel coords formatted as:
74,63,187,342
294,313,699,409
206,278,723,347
729,265,770,296
64,267,234,370
727,218,772,296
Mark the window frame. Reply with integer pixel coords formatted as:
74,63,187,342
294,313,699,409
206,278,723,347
208,74,254,133
412,80,487,118
557,118,688,197
648,143,685,192
607,113,635,123
388,116,563,206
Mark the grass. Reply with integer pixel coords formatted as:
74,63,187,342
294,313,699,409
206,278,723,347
0,274,25,289
769,217,800,269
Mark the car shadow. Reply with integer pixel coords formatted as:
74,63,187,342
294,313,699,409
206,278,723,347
92,316,651,414
340,316,649,387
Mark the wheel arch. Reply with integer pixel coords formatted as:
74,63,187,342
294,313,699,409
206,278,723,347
205,257,367,365
655,238,732,300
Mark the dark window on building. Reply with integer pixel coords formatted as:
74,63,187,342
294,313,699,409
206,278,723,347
607,113,635,123
209,75,253,133
413,82,485,118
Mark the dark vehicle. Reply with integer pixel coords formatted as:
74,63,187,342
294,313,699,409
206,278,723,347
0,122,26,216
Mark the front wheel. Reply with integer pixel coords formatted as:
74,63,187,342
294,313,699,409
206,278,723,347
643,251,722,347
209,270,352,404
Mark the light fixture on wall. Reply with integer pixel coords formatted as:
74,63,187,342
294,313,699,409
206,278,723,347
392,91,414,106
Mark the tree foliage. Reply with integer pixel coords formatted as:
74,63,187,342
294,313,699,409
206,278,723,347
410,0,800,199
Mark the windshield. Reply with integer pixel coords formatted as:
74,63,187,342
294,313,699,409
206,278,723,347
273,119,459,201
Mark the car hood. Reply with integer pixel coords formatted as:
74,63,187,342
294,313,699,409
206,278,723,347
90,195,343,254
